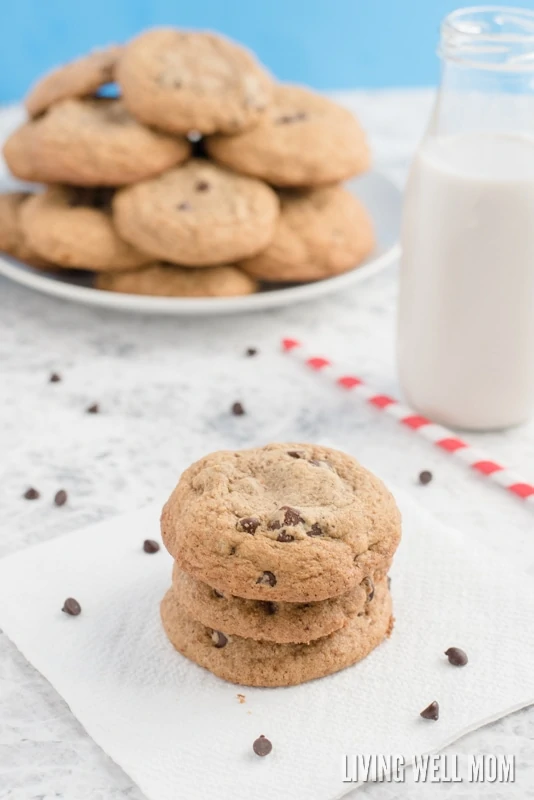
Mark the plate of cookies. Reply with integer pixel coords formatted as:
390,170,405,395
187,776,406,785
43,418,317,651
0,28,401,315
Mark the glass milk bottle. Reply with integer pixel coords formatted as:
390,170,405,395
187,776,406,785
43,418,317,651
399,6,534,430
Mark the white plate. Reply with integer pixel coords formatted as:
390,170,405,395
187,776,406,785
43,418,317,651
0,171,401,315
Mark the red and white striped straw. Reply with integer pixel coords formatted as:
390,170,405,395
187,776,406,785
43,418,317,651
282,337,534,506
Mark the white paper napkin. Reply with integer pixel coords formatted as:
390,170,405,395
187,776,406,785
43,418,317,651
0,489,532,800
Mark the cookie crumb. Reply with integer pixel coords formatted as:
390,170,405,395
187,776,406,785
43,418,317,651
253,735,272,757
237,693,246,704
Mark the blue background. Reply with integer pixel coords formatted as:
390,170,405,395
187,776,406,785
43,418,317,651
2,0,534,103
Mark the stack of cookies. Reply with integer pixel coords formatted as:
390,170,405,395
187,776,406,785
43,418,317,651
0,28,374,299
160,443,401,687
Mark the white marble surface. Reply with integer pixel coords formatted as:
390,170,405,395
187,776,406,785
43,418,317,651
1,90,533,799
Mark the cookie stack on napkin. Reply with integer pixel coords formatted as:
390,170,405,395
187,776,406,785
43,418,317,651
0,28,373,298
160,443,401,686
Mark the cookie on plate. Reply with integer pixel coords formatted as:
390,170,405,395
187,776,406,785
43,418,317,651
0,192,52,268
3,98,191,186
172,563,384,644
239,186,374,282
95,263,258,297
161,443,401,602
20,187,149,271
160,578,393,686
117,28,272,135
113,159,279,266
206,84,370,187
25,46,122,118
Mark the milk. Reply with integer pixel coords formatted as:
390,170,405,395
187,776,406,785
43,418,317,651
399,132,534,430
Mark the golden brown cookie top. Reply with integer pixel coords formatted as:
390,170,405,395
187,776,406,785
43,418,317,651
112,159,279,266
0,192,52,268
206,84,370,186
117,28,273,134
161,443,401,602
25,46,122,117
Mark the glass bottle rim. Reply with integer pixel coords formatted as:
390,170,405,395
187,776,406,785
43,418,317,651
440,5,534,70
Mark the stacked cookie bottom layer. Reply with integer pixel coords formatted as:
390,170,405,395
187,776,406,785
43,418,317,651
161,566,393,687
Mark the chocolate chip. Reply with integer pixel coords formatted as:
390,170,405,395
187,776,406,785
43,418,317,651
177,201,191,211
253,735,272,757
256,571,276,587
245,347,258,357
54,490,68,507
213,589,225,599
62,597,81,616
419,470,433,485
445,647,468,667
237,517,260,534
307,522,323,537
231,401,245,416
420,701,439,720
281,506,304,526
211,630,228,648
86,403,99,414
277,530,294,542
143,539,160,554
362,576,375,601
261,601,277,615
287,450,305,459
23,487,40,500
49,372,61,383
195,180,210,192
276,112,308,125
267,520,281,531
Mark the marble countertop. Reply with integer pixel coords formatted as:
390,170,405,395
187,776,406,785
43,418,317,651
1,90,533,800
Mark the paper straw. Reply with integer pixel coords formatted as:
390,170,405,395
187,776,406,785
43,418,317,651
281,338,534,506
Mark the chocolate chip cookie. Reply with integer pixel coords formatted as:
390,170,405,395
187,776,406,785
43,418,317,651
160,578,393,686
25,46,122,117
0,192,52,268
206,84,370,186
239,186,374,282
113,159,279,266
117,28,273,135
172,563,385,644
96,263,258,297
161,443,401,602
3,98,191,186
20,187,149,270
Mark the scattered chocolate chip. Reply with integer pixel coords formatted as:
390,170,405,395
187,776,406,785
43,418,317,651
213,589,225,599
257,571,277,587
231,401,245,416
23,487,40,500
211,630,228,648
387,576,392,589
86,403,99,414
445,647,468,667
237,693,246,704
62,597,81,616
362,576,375,601
287,450,305,459
195,180,210,192
419,470,433,485
307,522,323,537
245,347,258,357
237,517,260,534
49,372,61,383
177,201,191,211
54,489,68,507
420,701,439,721
277,530,294,542
143,539,160,554
253,735,272,757
281,506,304,526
